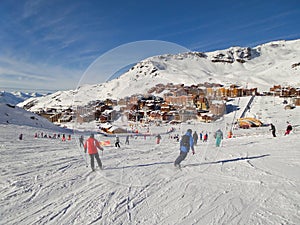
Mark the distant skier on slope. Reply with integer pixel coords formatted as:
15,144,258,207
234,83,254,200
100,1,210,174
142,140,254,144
174,129,195,168
270,123,276,137
199,131,203,141
214,129,223,147
284,123,293,135
115,136,120,148
125,135,130,145
156,134,162,144
203,132,208,142
79,135,84,147
193,131,198,145
84,133,104,171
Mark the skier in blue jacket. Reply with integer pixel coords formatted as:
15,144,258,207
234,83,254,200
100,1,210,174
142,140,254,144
214,128,223,147
174,129,195,168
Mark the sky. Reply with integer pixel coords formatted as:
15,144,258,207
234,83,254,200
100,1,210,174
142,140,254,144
0,0,299,92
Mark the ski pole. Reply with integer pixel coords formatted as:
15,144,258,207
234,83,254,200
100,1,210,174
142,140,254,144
84,152,88,167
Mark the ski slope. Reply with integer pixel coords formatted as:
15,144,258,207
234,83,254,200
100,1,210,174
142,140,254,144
1,96,300,224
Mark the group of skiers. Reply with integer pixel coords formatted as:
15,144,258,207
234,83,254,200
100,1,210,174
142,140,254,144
33,132,72,141
19,132,72,141
81,128,225,171
82,122,295,171
192,131,209,145
269,123,293,137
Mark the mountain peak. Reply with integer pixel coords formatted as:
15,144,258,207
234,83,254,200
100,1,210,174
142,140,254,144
17,39,300,112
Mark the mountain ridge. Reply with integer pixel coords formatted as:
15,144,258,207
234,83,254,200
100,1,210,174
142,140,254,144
17,39,300,112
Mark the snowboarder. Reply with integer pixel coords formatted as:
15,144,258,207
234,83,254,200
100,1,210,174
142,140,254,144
84,133,104,171
284,123,292,135
156,134,162,144
79,135,84,147
174,129,195,168
115,136,120,148
214,129,223,147
193,131,198,145
270,123,276,137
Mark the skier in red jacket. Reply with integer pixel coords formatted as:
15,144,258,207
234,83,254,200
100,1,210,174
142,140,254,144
84,134,104,171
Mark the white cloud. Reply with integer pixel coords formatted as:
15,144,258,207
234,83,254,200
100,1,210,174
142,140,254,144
0,55,82,90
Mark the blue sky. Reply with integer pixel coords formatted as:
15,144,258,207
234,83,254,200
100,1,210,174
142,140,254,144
0,0,299,91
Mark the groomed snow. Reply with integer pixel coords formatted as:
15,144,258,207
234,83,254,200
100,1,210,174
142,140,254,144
1,96,299,224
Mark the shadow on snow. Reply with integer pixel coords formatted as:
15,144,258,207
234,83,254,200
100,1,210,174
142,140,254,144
104,154,270,170
185,154,270,168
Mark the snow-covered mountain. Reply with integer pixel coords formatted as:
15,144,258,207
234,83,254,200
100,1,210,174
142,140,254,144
0,91,43,105
18,39,300,112
0,103,71,132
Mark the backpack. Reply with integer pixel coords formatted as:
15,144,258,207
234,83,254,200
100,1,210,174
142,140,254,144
181,134,190,149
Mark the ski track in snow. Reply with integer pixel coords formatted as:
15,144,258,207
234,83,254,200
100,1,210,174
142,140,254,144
1,96,300,224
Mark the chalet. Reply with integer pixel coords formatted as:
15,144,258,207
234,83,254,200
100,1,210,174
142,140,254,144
293,97,300,106
49,113,62,123
209,100,226,116
197,113,213,123
149,111,162,121
58,114,72,123
106,126,127,134
161,112,174,121
178,109,197,122
194,96,209,111
160,102,171,112
77,112,95,123
165,95,194,107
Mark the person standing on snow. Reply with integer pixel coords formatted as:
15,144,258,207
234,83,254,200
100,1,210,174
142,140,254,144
125,135,130,145
79,135,84,147
270,123,276,137
214,129,223,147
203,132,208,142
193,131,198,145
84,134,104,171
284,123,293,135
174,129,195,168
156,134,162,144
115,136,120,148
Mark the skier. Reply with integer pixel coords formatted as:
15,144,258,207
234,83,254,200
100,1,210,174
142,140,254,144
79,135,84,147
84,133,104,171
193,131,198,145
174,129,195,168
284,123,293,135
214,129,223,147
62,134,66,141
203,133,208,142
156,134,162,144
115,136,120,148
270,123,276,137
199,132,203,141
19,133,23,140
125,135,130,145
